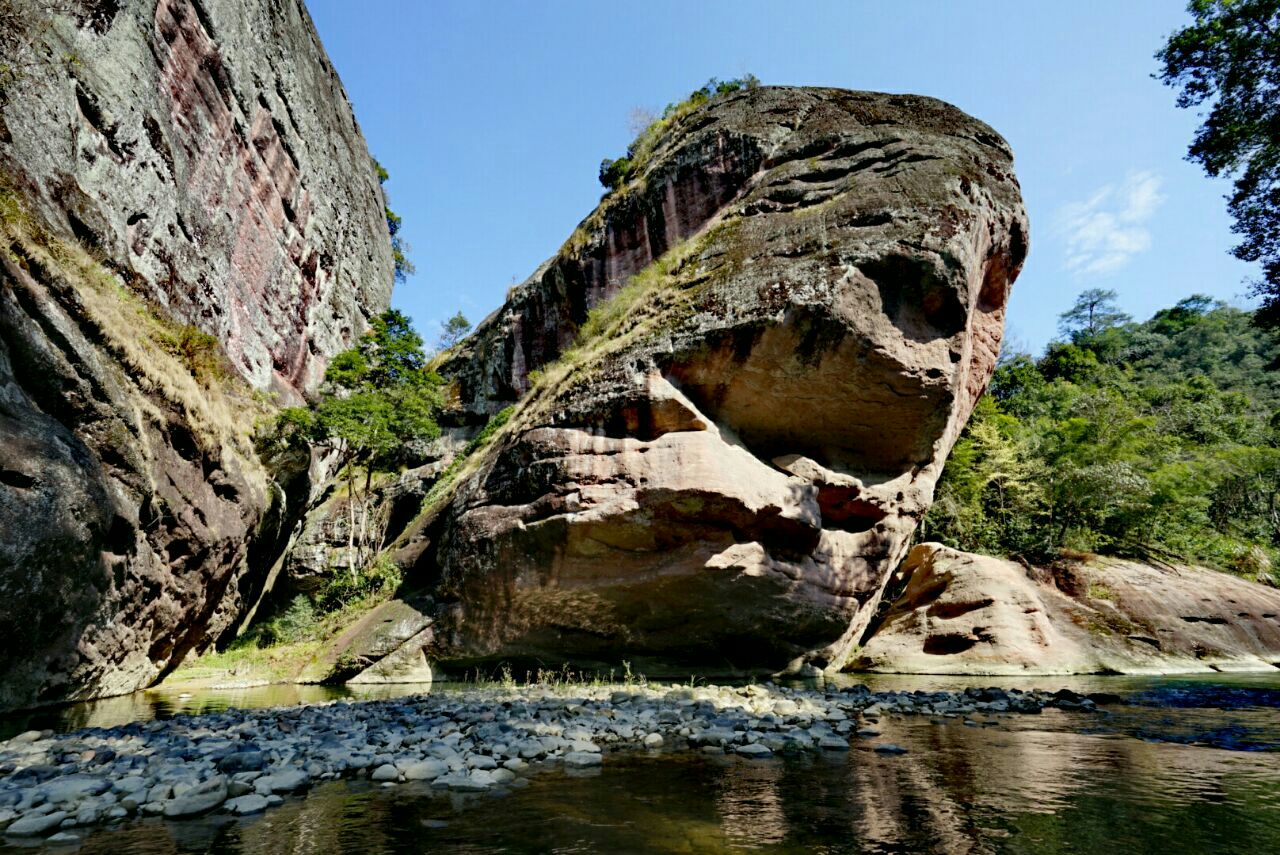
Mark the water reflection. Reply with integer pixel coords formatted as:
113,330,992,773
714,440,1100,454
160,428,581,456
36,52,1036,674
0,683,434,741
2,675,1278,853
20,709,1277,855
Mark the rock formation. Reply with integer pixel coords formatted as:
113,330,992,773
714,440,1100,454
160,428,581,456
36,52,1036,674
383,86,1028,679
0,0,391,710
858,544,1280,675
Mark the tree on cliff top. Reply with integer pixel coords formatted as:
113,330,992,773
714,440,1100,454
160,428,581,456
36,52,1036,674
599,75,761,191
1157,0,1280,331
278,309,442,574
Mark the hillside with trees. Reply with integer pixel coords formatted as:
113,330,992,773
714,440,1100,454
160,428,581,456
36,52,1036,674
924,290,1280,584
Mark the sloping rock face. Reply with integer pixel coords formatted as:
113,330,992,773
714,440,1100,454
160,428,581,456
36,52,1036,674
414,86,1027,676
1,0,391,395
858,544,1280,675
0,0,391,710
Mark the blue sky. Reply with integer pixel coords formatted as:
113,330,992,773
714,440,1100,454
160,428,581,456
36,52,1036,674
306,0,1257,354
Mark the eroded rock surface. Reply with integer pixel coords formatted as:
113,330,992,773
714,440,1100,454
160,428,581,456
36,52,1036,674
413,86,1028,676
857,544,1280,675
0,0,391,710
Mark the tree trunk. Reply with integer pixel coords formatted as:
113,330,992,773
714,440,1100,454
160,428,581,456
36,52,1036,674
346,455,357,581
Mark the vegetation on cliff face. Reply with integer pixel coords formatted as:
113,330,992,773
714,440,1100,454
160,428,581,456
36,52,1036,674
0,184,263,450
374,158,415,284
925,290,1280,583
598,75,760,191
275,309,442,573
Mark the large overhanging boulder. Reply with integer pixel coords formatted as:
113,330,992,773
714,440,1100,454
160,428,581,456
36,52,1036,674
409,85,1028,676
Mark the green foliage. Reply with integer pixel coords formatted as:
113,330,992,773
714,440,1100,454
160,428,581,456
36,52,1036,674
372,157,414,283
314,553,403,612
437,311,472,351
153,323,228,387
599,75,760,191
230,556,402,654
280,309,443,468
239,595,317,648
1157,0,1280,329
1059,288,1130,338
926,294,1280,582
276,310,442,574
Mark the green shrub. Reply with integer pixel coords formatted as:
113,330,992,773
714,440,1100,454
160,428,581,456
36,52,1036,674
599,75,760,191
154,323,228,386
316,553,403,613
240,595,317,648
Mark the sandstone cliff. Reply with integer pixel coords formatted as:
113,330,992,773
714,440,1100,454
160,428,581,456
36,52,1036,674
0,0,392,710
857,544,1280,675
334,86,1026,682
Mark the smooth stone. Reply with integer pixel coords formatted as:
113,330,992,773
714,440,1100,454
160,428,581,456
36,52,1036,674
400,759,447,781
370,764,399,782
643,733,664,749
46,831,80,844
6,810,68,836
163,777,228,818
818,736,850,750
563,752,602,768
225,794,269,815
735,743,772,758
257,769,309,793
218,751,266,774
40,775,110,804
112,776,148,795
873,744,909,755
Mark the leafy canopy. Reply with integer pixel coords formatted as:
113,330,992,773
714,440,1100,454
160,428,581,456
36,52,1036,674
279,309,442,468
1157,1,1280,328
437,311,471,352
925,292,1280,583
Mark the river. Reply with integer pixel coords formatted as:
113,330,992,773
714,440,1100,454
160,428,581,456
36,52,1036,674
1,673,1277,853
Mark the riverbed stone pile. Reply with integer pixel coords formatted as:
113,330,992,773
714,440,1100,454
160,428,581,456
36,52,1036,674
0,683,1105,840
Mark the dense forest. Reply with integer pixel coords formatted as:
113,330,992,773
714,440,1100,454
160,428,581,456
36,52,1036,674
924,290,1280,584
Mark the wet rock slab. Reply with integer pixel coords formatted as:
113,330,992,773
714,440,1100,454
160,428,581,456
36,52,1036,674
0,683,1100,841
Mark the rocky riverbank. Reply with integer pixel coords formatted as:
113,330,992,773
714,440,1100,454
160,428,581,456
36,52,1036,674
0,682,1111,843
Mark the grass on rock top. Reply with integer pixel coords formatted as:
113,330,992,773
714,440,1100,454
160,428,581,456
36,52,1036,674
0,183,271,468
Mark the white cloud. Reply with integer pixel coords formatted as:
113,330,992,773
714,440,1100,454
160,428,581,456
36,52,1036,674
1057,171,1164,277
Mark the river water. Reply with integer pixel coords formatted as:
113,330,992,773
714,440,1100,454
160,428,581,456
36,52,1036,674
2,674,1278,854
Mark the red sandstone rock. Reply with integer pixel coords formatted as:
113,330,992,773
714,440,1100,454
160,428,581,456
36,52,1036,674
414,86,1029,676
0,0,391,710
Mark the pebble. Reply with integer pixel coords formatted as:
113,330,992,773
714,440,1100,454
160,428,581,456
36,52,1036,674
6,810,67,836
0,682,1102,839
563,752,603,768
370,764,398,782
735,743,772,757
225,794,269,815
